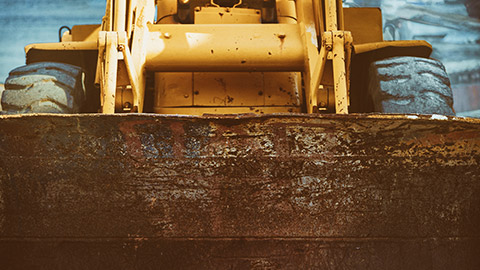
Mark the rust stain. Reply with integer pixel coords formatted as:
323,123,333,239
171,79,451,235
169,121,186,158
118,119,155,164
0,114,479,268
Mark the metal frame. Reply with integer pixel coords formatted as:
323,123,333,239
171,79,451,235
21,0,432,115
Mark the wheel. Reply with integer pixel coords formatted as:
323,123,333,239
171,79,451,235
368,56,455,116
1,62,85,114
465,0,480,20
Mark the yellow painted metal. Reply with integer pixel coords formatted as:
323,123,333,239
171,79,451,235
343,8,383,44
65,25,102,42
193,72,264,106
344,33,353,107
116,59,132,86
114,0,127,32
118,33,142,112
354,40,433,55
264,72,302,106
195,7,261,24
95,32,107,94
310,34,328,112
325,0,338,31
312,0,324,36
318,0,351,114
128,0,155,113
126,0,135,39
295,0,319,113
21,0,439,116
332,31,349,114
104,0,113,31
317,85,335,110
154,106,301,115
154,73,193,108
300,0,351,113
276,0,297,24
153,3,301,114
25,41,97,54
144,24,305,72
102,32,118,113
156,0,177,24
337,0,344,30
115,87,134,112
154,71,301,113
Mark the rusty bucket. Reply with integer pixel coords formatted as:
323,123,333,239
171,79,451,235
0,113,479,269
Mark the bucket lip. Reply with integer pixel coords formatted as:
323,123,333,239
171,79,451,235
1,112,479,124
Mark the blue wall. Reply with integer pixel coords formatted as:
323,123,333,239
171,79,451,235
0,0,105,82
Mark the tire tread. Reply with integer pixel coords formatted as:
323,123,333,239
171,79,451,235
369,56,454,115
1,62,84,114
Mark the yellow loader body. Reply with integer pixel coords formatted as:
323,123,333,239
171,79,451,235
1,1,478,268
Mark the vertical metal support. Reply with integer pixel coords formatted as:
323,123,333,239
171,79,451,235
95,32,107,90
104,0,114,31
118,32,141,111
129,0,154,112
114,0,127,32
96,0,152,114
344,33,353,106
310,34,329,110
103,32,118,114
126,0,136,39
312,0,325,37
332,32,348,114
337,0,345,30
296,0,320,113
321,0,350,114
325,0,338,31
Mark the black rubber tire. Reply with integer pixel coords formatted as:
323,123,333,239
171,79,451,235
1,62,85,114
368,56,455,116
465,0,480,20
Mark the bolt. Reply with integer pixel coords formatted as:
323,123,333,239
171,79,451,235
164,32,171,39
194,6,201,12
277,33,286,39
258,91,263,96
184,94,189,98
124,102,132,109
326,44,333,50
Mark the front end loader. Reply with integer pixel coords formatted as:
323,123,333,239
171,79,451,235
0,0,479,268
